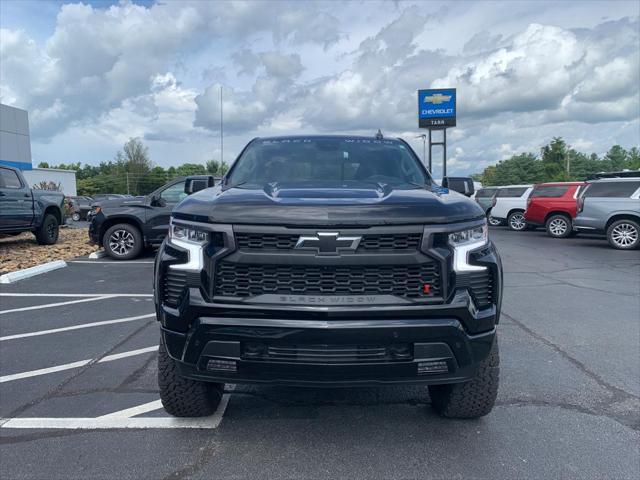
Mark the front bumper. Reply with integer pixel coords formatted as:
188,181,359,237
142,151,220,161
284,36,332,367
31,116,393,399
160,312,496,387
155,232,502,387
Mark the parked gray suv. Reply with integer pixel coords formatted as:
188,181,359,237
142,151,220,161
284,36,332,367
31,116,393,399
574,177,640,250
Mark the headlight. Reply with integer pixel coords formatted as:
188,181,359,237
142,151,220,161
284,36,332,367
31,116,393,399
169,223,209,245
448,224,488,246
167,220,209,271
448,222,488,272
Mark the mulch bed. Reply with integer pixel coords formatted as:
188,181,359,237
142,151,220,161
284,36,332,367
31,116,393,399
0,228,100,275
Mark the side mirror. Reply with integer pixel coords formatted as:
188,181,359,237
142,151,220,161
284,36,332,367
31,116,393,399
442,177,475,197
150,194,164,207
185,176,215,195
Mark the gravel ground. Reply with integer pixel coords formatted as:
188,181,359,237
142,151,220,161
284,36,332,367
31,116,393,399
0,228,99,275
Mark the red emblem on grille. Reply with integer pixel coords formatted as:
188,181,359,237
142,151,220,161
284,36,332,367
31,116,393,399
423,284,431,294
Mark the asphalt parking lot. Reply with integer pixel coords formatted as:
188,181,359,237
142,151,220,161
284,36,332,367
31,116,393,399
0,228,638,480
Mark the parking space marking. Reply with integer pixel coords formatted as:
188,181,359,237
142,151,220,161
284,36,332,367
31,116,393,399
0,395,231,429
0,295,114,315
0,293,153,298
0,346,158,383
0,313,155,341
69,261,155,264
99,400,163,418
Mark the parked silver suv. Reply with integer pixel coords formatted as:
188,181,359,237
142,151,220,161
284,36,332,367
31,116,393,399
574,177,640,250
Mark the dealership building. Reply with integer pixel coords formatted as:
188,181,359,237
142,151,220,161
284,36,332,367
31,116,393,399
1,103,77,195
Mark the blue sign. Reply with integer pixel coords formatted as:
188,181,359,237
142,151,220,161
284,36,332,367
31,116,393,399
418,88,456,128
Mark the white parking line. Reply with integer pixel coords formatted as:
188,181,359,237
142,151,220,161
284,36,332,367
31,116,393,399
0,293,153,297
0,346,158,383
69,261,154,264
0,395,231,429
0,313,155,341
0,295,114,315
99,399,163,418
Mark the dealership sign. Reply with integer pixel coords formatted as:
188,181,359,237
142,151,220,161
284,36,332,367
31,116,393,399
418,88,456,128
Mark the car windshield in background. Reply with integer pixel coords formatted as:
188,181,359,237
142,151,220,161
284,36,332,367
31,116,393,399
227,137,430,187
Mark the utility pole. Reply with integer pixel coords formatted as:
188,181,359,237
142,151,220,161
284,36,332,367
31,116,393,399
126,172,130,195
220,85,224,165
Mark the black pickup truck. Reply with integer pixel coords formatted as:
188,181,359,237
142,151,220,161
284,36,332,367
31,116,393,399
88,176,215,259
0,165,65,244
154,135,503,419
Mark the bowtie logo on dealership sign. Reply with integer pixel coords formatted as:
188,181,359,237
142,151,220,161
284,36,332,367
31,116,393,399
418,88,456,128
423,93,452,104
295,232,362,255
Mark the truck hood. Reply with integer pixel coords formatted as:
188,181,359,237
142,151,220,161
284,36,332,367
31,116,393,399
173,182,485,226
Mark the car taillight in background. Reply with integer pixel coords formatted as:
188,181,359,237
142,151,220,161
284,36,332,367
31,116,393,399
577,196,585,213
492,196,497,208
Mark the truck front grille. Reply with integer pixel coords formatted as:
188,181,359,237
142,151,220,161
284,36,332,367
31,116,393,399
214,262,441,299
235,233,422,252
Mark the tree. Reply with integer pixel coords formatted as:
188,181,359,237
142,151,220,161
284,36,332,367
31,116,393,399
176,163,207,176
540,137,567,180
37,162,49,168
627,147,640,170
602,145,627,172
206,159,229,176
115,137,153,195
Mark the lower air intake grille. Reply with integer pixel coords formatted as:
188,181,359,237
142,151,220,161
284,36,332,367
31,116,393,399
214,262,441,299
243,343,412,363
163,269,187,307
467,270,493,308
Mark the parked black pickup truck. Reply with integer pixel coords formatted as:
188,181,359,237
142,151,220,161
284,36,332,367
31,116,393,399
154,135,503,419
0,165,65,244
89,176,215,259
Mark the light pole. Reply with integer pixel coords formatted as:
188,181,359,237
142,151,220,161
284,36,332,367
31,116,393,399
415,134,427,171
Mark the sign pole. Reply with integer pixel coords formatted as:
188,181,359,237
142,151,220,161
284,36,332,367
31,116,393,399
443,128,447,178
428,129,432,172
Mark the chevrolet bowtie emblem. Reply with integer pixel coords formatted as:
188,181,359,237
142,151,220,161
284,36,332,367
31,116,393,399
424,93,452,104
295,232,362,255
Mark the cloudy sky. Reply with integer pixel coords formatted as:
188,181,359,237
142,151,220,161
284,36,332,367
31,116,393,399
1,0,639,176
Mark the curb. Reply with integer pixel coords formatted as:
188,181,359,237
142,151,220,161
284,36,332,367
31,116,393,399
0,260,67,284
88,250,107,259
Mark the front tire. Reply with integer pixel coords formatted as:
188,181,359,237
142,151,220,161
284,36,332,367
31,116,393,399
606,219,640,250
71,212,81,222
158,340,224,417
545,214,572,238
34,214,59,245
429,336,499,419
507,211,527,231
103,223,143,260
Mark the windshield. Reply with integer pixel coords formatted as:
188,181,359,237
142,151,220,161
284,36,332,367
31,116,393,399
226,137,431,187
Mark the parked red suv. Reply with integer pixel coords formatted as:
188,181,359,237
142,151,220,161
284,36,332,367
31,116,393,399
524,182,585,238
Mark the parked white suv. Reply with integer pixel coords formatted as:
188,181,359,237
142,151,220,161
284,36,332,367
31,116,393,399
489,185,533,231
